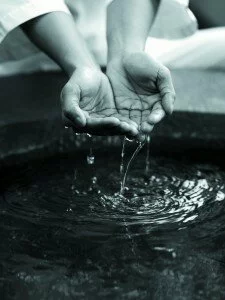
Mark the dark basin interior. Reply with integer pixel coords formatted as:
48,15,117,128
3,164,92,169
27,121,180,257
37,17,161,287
0,70,225,300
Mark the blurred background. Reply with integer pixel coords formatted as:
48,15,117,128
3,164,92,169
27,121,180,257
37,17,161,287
190,0,225,28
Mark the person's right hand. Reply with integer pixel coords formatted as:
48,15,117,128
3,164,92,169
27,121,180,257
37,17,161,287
61,67,139,137
106,52,176,138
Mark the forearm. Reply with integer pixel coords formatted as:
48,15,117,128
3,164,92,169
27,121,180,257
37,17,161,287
21,12,97,76
107,0,159,62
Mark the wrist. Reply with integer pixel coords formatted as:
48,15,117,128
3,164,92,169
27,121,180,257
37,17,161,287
107,34,145,64
107,42,144,63
68,65,103,87
63,55,99,77
107,49,146,73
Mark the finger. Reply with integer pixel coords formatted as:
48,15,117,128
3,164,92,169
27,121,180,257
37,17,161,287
74,117,135,136
61,83,86,127
72,127,121,136
140,122,154,134
157,67,176,115
72,116,121,135
84,118,138,137
117,115,138,128
136,134,147,143
119,121,138,137
85,117,122,135
123,118,138,129
119,120,139,136
162,93,176,115
117,116,139,136
87,116,120,128
148,102,165,125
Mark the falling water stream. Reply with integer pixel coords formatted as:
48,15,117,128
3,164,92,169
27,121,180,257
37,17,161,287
120,140,145,195
120,137,126,177
145,135,151,175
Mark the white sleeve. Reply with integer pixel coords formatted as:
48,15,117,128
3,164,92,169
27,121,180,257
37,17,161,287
0,0,70,43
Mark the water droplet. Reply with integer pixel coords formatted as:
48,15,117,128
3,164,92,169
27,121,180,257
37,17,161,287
216,191,225,202
125,136,134,142
197,170,202,177
87,155,95,165
66,208,73,213
92,176,97,184
172,252,177,259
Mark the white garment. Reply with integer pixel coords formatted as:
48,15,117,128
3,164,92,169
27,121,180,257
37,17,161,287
147,27,225,70
0,0,197,76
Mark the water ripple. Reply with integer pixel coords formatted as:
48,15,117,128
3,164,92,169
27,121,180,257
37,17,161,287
1,155,225,236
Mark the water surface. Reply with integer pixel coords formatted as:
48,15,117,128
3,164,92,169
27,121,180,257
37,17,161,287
0,147,225,300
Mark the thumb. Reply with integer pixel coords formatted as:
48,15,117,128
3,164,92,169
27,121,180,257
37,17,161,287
157,66,176,115
60,82,86,127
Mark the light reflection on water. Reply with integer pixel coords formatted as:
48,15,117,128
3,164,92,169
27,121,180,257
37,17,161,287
100,177,224,226
0,151,225,299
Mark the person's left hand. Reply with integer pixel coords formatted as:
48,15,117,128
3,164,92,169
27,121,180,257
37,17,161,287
61,67,139,137
106,52,176,139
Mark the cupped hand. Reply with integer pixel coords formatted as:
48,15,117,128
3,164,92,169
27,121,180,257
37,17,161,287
106,52,176,138
61,67,139,136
